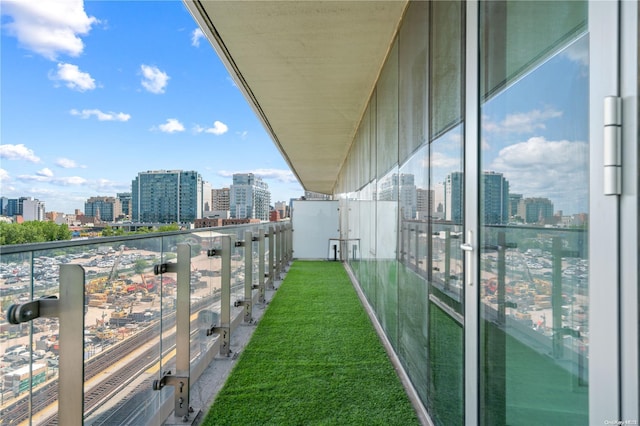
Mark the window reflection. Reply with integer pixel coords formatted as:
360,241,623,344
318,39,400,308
480,22,589,425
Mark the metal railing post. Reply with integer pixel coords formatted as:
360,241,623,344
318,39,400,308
151,244,194,421
6,264,85,425
275,224,281,277
220,234,233,355
414,224,420,268
58,264,85,426
174,244,192,418
243,230,253,323
444,230,451,291
287,223,292,261
282,223,288,264
258,228,266,303
268,226,275,290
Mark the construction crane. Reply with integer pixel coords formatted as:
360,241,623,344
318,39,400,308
108,245,125,282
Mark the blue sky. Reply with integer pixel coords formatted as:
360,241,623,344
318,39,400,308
480,34,589,215
1,0,303,214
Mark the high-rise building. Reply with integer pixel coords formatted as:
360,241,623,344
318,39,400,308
416,188,434,220
85,196,121,222
0,197,8,216
378,173,417,220
518,197,555,224
116,193,132,218
132,170,203,224
432,182,445,220
274,201,288,219
212,188,230,211
230,173,270,221
2,196,45,219
509,193,523,218
399,174,417,220
6,197,27,217
202,181,212,211
482,171,509,225
445,172,464,223
22,198,45,221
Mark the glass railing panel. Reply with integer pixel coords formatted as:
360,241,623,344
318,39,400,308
0,224,273,424
251,233,259,291
1,250,50,424
191,230,222,363
230,234,244,307
80,236,166,425
427,301,463,425
430,223,464,312
397,262,429,404
377,171,400,349
480,225,588,424
214,228,243,313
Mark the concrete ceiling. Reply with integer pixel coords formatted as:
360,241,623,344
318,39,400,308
185,1,408,195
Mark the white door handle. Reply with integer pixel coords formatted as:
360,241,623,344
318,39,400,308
461,230,474,286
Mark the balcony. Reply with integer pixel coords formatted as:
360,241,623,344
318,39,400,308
1,0,637,423
0,215,595,425
0,223,291,424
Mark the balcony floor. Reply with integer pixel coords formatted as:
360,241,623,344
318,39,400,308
200,260,419,425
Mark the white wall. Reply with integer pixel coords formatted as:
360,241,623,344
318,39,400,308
291,200,339,259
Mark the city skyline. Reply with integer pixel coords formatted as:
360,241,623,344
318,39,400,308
0,1,304,214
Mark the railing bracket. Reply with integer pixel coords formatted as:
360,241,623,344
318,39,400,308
152,370,192,419
154,263,178,274
233,299,249,308
207,248,221,257
6,295,59,324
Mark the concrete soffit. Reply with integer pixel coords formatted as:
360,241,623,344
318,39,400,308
184,0,408,195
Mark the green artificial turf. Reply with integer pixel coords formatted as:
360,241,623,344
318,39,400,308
202,261,420,426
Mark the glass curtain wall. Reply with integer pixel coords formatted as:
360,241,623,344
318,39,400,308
376,39,400,348
336,0,633,423
478,1,589,425
339,2,464,424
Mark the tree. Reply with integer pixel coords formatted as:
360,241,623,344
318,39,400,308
0,221,72,245
134,259,149,274
102,227,125,237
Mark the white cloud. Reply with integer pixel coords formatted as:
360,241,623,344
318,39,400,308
140,64,169,94
50,63,96,91
490,136,588,207
37,168,54,177
492,137,586,170
429,152,460,169
17,173,87,185
61,176,87,185
70,108,130,121
218,169,297,184
195,120,228,135
0,169,9,181
561,36,589,68
191,28,204,47
253,169,297,183
483,107,563,135
236,130,249,140
157,118,185,133
16,174,49,183
1,0,98,60
0,144,41,163
94,178,128,192
56,158,86,169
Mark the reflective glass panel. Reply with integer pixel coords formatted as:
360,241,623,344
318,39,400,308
479,2,589,423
